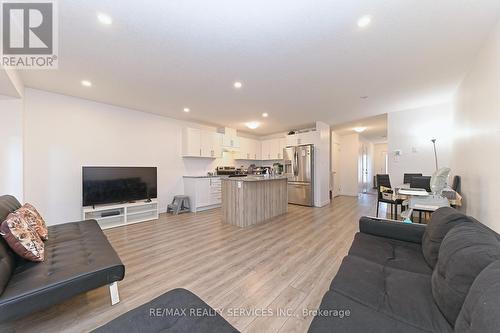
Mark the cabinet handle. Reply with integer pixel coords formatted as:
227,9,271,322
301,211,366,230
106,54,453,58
230,139,233,147
200,149,202,156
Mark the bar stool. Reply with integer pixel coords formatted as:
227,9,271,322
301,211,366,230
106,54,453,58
167,195,191,215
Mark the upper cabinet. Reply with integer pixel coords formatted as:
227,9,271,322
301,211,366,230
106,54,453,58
261,137,286,160
221,127,240,150
182,128,222,158
235,137,262,160
285,131,319,147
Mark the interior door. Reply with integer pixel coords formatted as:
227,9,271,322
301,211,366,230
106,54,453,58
360,144,369,193
332,142,341,197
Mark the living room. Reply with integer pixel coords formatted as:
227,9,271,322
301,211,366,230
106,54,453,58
0,1,499,332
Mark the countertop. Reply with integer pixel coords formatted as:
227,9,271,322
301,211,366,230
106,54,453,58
183,175,222,178
221,175,288,182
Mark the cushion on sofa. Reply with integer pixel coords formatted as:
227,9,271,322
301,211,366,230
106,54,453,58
329,255,452,332
308,289,427,333
16,203,48,241
454,260,500,333
349,232,432,275
1,212,45,262
422,207,474,268
92,288,239,333
431,223,500,326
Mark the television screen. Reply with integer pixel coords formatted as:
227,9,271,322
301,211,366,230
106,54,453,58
83,167,157,206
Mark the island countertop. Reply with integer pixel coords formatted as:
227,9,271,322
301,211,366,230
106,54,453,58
221,175,288,182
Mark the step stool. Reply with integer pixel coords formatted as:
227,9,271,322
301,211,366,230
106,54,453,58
167,195,191,215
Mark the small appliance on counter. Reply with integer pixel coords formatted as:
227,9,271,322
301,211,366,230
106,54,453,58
216,166,243,176
247,164,270,175
273,162,284,175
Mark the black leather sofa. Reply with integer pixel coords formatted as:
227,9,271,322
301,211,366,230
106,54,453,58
0,195,125,322
309,208,500,332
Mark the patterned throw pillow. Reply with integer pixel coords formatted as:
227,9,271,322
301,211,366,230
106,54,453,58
16,203,48,241
0,213,45,262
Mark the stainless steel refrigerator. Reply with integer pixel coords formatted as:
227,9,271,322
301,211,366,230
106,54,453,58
283,144,314,206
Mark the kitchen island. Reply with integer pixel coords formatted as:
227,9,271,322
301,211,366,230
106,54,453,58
221,176,288,227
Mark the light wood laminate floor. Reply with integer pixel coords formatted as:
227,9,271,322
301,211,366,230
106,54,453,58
1,194,383,333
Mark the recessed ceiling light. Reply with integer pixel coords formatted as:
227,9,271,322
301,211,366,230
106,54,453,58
183,107,190,113
353,127,367,133
81,80,92,87
97,13,113,25
262,113,269,118
233,81,243,89
245,121,260,130
357,15,371,28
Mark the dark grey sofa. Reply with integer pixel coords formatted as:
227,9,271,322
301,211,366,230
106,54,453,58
0,195,125,322
90,207,500,333
309,208,500,332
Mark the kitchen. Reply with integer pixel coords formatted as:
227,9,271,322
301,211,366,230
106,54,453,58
182,121,331,226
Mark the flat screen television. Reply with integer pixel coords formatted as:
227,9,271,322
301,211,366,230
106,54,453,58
83,166,157,207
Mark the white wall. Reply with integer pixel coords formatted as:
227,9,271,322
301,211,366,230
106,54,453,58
451,20,500,231
0,97,24,200
22,89,240,225
387,103,454,186
338,133,360,196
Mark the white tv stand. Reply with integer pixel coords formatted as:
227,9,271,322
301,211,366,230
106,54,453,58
82,199,159,230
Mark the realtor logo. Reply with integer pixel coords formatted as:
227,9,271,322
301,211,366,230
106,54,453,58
1,0,58,69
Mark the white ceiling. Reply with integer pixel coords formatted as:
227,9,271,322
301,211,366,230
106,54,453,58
333,114,387,143
19,0,500,134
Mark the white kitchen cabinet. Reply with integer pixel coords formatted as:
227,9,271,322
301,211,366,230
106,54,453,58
261,138,285,160
235,137,262,160
201,131,222,158
252,139,262,160
277,138,286,159
182,128,222,158
235,137,251,160
182,128,202,157
221,127,240,149
285,131,318,147
184,177,222,212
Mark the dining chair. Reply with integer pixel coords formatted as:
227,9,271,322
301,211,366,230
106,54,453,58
409,176,432,222
410,176,432,192
376,174,404,219
452,175,461,194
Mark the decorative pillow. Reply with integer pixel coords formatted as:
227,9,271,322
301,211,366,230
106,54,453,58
16,203,48,241
0,213,45,262
422,207,474,268
431,223,500,325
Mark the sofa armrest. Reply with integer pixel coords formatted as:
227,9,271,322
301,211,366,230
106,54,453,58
359,216,426,244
